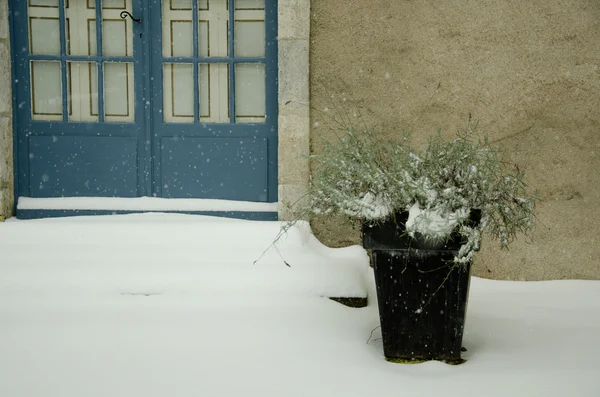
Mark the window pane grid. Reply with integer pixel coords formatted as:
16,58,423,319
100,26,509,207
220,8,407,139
27,0,135,123
162,0,266,125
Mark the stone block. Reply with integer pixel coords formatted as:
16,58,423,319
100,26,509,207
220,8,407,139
278,113,310,185
278,0,310,40
278,137,309,186
0,115,13,219
0,0,8,40
0,40,11,114
278,38,309,116
279,96,309,118
0,116,10,180
0,189,12,219
278,113,310,141
278,183,309,221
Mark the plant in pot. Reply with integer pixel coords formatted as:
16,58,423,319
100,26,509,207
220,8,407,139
302,126,537,364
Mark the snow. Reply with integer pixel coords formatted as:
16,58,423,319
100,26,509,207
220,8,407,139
17,197,278,212
1,213,599,397
0,214,366,298
349,192,393,220
406,201,468,238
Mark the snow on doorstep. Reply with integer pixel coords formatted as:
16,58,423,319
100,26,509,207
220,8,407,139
0,213,368,299
17,196,278,212
1,214,599,397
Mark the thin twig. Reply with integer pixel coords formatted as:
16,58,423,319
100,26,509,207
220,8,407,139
253,221,296,266
419,264,457,311
273,244,291,267
367,325,381,344
416,263,453,274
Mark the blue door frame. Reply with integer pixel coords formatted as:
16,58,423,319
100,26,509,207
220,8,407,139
10,0,278,219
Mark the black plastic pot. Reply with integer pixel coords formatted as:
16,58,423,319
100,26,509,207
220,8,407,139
362,211,480,363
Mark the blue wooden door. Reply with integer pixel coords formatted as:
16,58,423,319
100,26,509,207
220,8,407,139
12,0,278,212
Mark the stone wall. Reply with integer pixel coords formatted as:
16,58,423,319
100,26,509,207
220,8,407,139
309,0,600,280
0,0,13,221
277,0,311,220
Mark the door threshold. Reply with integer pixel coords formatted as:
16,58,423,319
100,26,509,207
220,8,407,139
16,209,278,221
16,197,279,221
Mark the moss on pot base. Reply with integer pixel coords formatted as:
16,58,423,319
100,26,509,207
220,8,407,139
385,356,467,365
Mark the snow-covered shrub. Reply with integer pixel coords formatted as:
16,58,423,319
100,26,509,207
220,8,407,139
304,126,537,264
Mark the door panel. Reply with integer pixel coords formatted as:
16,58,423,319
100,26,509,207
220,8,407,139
29,135,138,197
14,0,145,199
152,0,278,202
160,137,268,200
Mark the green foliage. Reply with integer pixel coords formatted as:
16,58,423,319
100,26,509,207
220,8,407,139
301,124,538,264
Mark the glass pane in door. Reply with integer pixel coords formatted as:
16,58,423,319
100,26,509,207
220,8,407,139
234,20,265,58
235,0,265,9
87,0,127,8
235,63,265,123
29,17,61,55
67,62,99,122
30,0,59,6
104,62,135,122
163,63,194,123
30,61,63,121
170,20,193,57
199,63,230,123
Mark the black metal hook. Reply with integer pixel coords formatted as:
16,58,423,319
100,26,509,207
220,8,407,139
120,11,142,23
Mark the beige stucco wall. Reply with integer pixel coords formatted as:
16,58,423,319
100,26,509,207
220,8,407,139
0,0,13,221
309,0,600,280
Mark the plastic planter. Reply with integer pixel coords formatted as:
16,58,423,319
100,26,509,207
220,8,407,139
362,211,480,364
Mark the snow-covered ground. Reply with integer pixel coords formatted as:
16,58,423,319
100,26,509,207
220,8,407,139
0,213,599,397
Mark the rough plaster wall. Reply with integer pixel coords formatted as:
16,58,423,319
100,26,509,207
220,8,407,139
0,0,13,220
310,0,600,280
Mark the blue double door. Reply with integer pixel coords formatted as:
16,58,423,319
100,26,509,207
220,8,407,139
12,0,277,206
